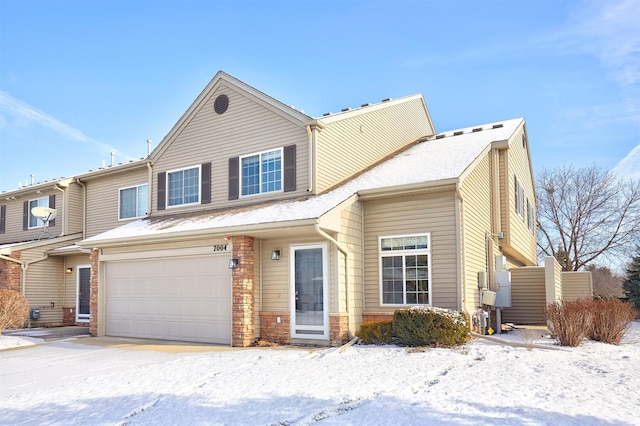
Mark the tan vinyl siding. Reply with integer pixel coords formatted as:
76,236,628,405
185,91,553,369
66,183,84,235
62,254,91,306
22,243,66,325
339,200,363,332
562,271,593,301
502,266,546,324
460,154,493,314
84,168,149,238
316,97,433,193
503,126,537,264
0,189,61,243
260,238,293,312
151,83,309,214
363,192,458,313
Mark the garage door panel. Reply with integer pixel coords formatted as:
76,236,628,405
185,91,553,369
105,255,232,344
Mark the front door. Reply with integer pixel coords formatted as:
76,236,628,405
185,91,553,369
77,266,91,322
290,244,328,340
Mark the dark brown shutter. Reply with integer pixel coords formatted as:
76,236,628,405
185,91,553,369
157,172,166,210
201,162,211,204
228,157,239,200
283,144,296,193
23,201,28,231
0,205,6,234
48,194,56,227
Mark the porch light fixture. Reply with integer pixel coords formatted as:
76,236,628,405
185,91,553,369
66,267,73,274
228,258,239,269
271,249,281,261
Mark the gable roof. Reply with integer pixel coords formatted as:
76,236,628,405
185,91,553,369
149,71,314,162
80,118,524,246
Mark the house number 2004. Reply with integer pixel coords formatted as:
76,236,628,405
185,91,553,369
213,244,228,252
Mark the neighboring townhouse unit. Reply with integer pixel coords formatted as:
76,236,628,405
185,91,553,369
1,71,590,345
0,159,149,325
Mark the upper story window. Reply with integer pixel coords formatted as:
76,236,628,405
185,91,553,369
28,196,49,228
168,165,200,207
119,184,148,220
241,148,282,196
514,175,524,218
527,199,535,232
379,233,431,305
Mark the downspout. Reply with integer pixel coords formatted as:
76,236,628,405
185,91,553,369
314,223,350,334
76,178,87,240
146,162,153,215
21,253,50,297
54,184,66,236
455,183,466,318
0,253,49,297
305,121,324,193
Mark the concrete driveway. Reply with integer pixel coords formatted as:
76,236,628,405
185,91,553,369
0,327,241,400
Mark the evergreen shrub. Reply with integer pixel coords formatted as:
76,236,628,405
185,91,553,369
355,320,394,344
393,306,469,347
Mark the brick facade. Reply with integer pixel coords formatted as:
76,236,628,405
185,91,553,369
363,313,394,323
89,248,99,336
63,306,76,326
259,312,290,344
329,313,350,346
0,252,22,294
231,236,256,347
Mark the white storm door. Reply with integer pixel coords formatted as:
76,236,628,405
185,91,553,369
76,265,91,322
290,243,329,339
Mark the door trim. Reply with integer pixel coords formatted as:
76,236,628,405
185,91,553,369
290,243,329,340
76,265,91,322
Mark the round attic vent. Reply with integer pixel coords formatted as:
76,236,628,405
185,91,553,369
214,94,229,114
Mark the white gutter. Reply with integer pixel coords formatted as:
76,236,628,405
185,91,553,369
0,252,49,297
314,223,350,316
79,218,319,249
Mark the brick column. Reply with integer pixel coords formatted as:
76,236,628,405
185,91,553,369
0,252,22,293
231,236,256,347
89,248,99,336
329,313,350,346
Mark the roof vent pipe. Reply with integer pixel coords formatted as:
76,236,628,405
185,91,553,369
147,139,152,156
110,152,115,167
31,174,35,185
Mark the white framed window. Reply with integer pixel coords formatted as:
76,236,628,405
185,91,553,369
379,233,431,306
241,148,282,196
28,196,49,228
119,184,148,220
167,165,200,207
514,175,524,218
527,199,535,232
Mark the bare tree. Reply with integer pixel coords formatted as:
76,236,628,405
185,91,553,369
586,265,625,298
536,165,640,271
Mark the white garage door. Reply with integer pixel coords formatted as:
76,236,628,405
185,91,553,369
105,255,232,344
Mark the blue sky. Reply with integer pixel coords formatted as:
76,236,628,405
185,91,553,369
0,0,638,192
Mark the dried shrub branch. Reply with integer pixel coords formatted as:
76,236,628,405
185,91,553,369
0,289,29,333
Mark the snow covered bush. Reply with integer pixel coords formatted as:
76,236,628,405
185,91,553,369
0,289,29,333
356,320,393,344
393,306,469,347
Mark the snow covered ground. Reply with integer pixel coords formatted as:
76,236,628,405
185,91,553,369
1,322,639,425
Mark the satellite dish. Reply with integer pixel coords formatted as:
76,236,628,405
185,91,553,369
31,206,57,221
